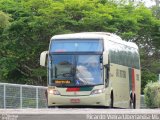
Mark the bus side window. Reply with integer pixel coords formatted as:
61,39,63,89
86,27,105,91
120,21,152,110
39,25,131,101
105,64,110,87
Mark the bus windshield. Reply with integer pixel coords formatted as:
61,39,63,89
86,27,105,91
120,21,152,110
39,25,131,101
50,39,103,52
49,54,103,86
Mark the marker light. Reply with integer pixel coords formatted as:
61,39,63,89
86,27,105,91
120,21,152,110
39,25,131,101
90,89,105,95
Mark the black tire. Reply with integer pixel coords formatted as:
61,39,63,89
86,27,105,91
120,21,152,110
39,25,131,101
129,99,133,109
110,92,114,108
48,106,58,108
133,95,136,109
129,93,133,109
48,106,52,108
129,94,136,109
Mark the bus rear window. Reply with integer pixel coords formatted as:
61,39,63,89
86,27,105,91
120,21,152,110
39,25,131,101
50,39,103,52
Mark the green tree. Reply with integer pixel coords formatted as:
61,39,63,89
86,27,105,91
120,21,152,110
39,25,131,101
0,0,159,87
141,69,158,94
0,11,11,29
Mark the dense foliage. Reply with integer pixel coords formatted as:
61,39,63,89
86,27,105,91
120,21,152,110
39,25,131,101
0,0,160,89
144,82,160,108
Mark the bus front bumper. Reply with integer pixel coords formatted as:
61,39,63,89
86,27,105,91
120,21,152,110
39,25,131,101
47,93,110,107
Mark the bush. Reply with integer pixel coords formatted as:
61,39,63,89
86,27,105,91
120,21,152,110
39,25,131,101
141,70,158,94
144,82,160,108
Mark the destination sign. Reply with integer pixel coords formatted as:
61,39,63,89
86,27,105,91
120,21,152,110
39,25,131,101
55,80,71,84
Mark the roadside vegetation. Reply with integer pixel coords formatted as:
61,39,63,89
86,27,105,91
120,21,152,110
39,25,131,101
0,0,159,92
144,82,160,108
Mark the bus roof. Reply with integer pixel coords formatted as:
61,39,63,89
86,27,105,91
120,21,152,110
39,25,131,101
51,32,138,49
51,32,120,39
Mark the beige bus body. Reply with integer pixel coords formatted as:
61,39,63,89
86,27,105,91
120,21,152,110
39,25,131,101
40,32,141,108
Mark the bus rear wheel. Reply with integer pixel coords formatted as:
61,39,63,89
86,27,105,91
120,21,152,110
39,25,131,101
130,94,136,109
133,95,136,109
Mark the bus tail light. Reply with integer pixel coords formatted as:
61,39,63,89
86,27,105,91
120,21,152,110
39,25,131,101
90,89,105,95
48,89,61,95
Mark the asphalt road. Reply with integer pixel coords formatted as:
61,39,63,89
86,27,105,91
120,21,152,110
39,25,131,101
0,108,160,120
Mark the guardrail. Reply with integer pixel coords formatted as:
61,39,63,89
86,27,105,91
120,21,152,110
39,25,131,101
0,83,146,109
0,83,47,109
140,95,146,109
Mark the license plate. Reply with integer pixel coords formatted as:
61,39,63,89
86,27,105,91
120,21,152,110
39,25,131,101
70,99,80,103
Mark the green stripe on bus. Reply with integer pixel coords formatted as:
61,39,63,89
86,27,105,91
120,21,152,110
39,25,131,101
80,87,93,91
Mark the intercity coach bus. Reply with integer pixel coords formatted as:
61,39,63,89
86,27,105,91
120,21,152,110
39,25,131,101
40,32,141,108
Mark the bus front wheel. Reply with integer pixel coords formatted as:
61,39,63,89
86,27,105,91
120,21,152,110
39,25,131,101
110,92,114,108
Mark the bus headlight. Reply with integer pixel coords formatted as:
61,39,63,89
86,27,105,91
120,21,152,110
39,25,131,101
48,89,61,95
90,89,104,95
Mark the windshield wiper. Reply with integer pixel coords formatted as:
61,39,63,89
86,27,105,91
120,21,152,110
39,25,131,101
75,85,95,87
55,66,57,78
75,84,103,87
56,84,67,87
51,82,69,87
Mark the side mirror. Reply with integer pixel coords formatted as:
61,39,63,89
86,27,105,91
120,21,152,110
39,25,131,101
103,51,109,65
105,64,110,87
40,51,48,67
